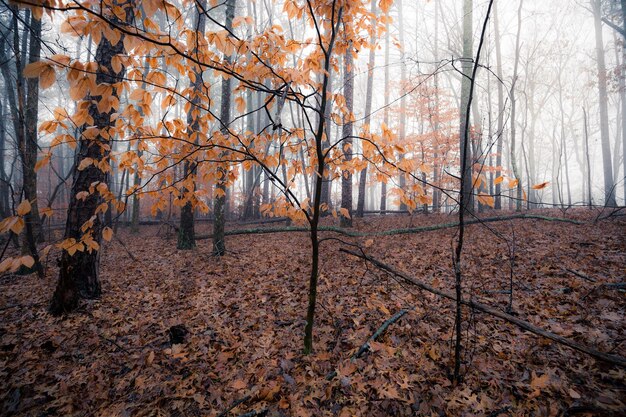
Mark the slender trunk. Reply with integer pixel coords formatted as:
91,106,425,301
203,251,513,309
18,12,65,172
454,0,493,383
0,97,8,218
304,8,342,354
380,17,390,213
459,0,474,215
340,40,354,227
213,0,236,256
397,0,407,209
493,2,504,210
592,0,616,206
583,107,593,206
509,0,523,212
622,0,626,202
433,0,442,212
357,0,376,218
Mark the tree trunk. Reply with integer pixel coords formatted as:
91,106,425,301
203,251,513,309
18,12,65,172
509,0,523,212
50,8,131,314
592,0,617,206
397,0,407,210
356,0,376,218
340,41,354,227
178,1,208,249
213,0,236,256
459,0,474,215
493,2,504,210
380,17,390,213
583,107,593,206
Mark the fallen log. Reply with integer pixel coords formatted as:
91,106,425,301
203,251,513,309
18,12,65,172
326,308,410,380
193,214,582,240
341,249,626,368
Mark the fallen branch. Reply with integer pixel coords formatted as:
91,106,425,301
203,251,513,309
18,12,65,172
341,249,626,368
236,410,267,417
563,268,596,283
113,235,137,262
326,308,410,380
194,214,582,240
217,395,250,417
98,334,130,354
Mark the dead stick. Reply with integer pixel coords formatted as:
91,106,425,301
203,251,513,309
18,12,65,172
114,235,137,262
341,249,626,368
563,268,596,283
194,214,582,240
217,395,250,417
326,309,410,380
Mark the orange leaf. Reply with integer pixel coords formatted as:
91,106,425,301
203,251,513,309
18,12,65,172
102,227,113,242
17,200,31,216
20,255,35,269
231,379,247,390
532,181,549,190
23,61,48,78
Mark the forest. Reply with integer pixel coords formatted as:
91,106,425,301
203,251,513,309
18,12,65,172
0,0,625,415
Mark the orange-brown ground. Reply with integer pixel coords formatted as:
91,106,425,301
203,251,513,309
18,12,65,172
1,209,625,416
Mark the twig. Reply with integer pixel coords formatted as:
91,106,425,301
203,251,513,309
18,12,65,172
326,308,410,380
217,395,251,417
563,268,596,283
99,334,131,354
236,410,267,417
114,235,137,261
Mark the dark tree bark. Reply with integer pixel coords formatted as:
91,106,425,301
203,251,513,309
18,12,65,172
304,8,342,354
213,0,236,256
178,0,208,249
0,96,9,219
50,4,132,315
24,12,43,242
0,9,44,275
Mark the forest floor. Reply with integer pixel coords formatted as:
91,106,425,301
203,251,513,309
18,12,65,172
1,208,625,416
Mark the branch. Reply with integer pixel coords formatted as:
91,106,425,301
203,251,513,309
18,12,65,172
601,17,626,37
326,308,410,380
341,249,626,368
193,214,582,240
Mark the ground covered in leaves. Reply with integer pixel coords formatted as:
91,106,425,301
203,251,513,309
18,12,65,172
1,209,625,416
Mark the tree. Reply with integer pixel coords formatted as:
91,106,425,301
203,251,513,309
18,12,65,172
340,38,354,227
493,1,504,210
356,0,376,218
213,0,236,256
178,0,208,250
49,1,133,314
459,0,474,214
509,0,523,212
592,0,617,206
